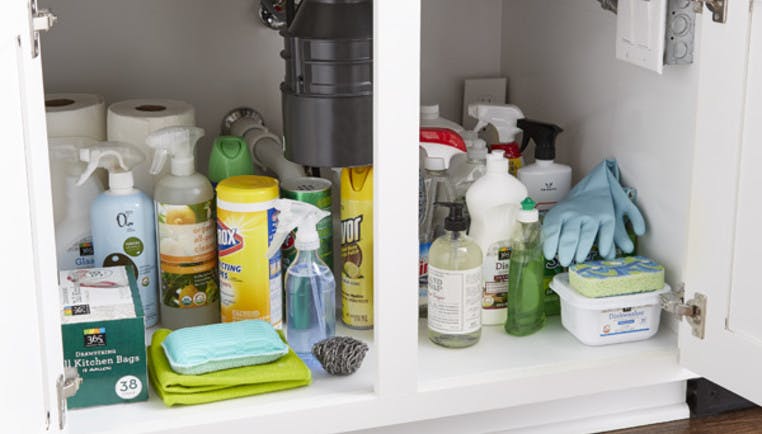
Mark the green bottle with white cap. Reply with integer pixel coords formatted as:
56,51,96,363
505,197,546,336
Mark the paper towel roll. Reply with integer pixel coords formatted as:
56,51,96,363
45,93,106,141
107,99,196,196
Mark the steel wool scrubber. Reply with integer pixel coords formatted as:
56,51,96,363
312,336,368,376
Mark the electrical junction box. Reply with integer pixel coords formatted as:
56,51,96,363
616,0,668,73
59,267,148,409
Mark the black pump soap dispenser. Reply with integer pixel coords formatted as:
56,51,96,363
516,119,572,211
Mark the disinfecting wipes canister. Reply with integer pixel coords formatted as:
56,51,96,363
216,176,282,327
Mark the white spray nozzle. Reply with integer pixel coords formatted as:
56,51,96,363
146,126,204,177
467,103,525,143
267,199,331,258
420,142,465,171
76,142,144,191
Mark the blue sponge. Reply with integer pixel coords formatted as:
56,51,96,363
161,320,289,375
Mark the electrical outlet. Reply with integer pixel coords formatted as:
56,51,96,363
462,77,508,129
616,0,668,73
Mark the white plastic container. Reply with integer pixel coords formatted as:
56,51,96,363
550,273,670,346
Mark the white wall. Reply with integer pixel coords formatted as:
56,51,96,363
421,0,504,123
500,0,699,285
40,0,284,170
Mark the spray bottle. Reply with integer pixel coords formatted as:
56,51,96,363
268,199,335,367
146,126,219,329
467,103,525,176
52,142,104,271
419,128,466,316
78,142,158,327
516,119,571,212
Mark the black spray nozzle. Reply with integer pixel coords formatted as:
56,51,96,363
436,202,467,232
517,118,564,160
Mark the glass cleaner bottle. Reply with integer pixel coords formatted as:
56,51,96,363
269,199,336,367
427,202,483,348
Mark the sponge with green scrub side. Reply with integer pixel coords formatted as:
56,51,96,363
569,256,665,298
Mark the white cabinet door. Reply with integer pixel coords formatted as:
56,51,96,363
680,0,762,404
0,0,67,432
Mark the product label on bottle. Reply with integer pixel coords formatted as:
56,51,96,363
508,157,523,177
61,234,96,269
157,201,218,309
218,204,281,328
482,243,511,310
428,265,482,335
341,203,373,328
599,305,651,337
419,242,432,310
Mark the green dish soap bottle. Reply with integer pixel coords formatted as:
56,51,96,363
505,197,546,336
428,202,483,348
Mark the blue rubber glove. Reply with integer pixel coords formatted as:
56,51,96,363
604,161,646,253
542,162,617,266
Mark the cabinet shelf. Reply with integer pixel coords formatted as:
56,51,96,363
68,325,375,434
67,318,694,434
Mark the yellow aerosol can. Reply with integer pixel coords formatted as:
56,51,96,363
340,166,373,329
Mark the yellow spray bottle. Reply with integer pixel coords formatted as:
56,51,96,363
340,166,373,329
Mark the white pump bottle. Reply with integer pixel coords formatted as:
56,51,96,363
466,151,528,325
78,142,158,327
146,126,219,329
268,199,335,367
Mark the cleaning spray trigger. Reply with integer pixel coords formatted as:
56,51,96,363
517,119,563,157
77,147,129,186
146,126,204,176
467,104,525,142
267,199,331,258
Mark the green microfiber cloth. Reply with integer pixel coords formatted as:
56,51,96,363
148,328,311,406
569,256,665,298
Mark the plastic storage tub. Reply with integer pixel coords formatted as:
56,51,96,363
550,273,670,346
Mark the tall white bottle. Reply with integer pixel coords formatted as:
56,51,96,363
78,143,159,327
466,151,528,325
146,126,219,329
52,143,104,271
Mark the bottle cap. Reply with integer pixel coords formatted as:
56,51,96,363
469,139,488,160
437,202,468,232
485,150,509,173
517,197,539,223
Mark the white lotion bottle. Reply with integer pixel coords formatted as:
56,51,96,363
78,142,159,327
516,119,571,212
466,151,528,325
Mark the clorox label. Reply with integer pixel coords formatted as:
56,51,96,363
217,220,244,257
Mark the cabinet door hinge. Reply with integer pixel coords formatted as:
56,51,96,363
56,366,82,430
661,284,707,339
693,0,728,23
29,0,57,58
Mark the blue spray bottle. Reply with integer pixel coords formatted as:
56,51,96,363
77,143,158,327
268,199,335,367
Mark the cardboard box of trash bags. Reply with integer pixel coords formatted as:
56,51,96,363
59,266,148,408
